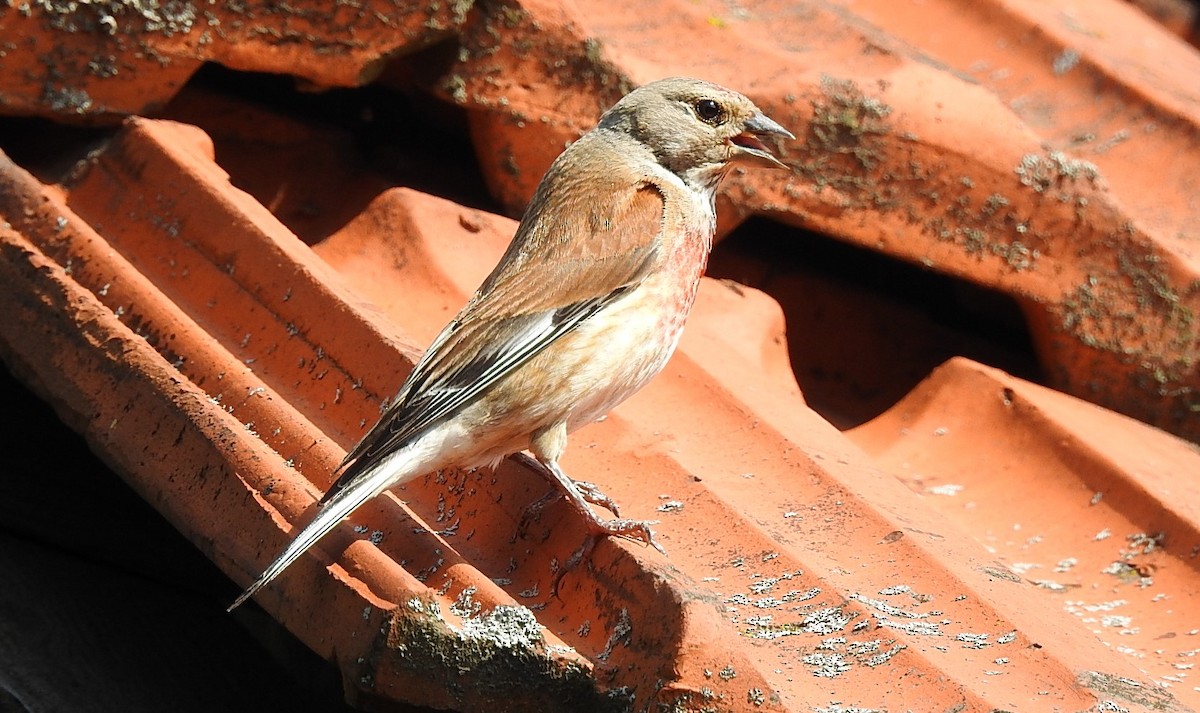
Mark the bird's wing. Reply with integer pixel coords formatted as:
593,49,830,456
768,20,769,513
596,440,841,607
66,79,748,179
324,178,667,502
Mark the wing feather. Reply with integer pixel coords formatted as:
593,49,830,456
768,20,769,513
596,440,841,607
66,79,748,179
324,162,667,502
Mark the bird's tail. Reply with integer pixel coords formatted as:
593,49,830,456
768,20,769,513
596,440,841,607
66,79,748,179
227,450,416,612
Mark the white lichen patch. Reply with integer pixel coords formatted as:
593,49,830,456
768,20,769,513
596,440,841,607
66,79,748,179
926,483,963,496
742,606,857,640
1015,151,1100,192
862,644,907,667
1055,557,1078,572
458,605,544,649
782,587,821,603
878,619,941,636
748,569,803,595
956,632,991,649
804,608,855,635
815,704,883,713
803,652,852,678
849,592,940,619
801,635,908,678
1032,579,1069,592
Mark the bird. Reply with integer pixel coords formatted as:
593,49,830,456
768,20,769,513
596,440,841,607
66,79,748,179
228,77,793,611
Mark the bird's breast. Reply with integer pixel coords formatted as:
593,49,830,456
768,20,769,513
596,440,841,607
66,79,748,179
558,214,713,432
473,188,715,452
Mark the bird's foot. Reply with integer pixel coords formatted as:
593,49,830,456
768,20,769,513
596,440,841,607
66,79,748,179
516,482,621,538
568,479,621,515
590,516,665,554
513,453,622,538
513,452,619,512
549,516,666,597
511,451,666,595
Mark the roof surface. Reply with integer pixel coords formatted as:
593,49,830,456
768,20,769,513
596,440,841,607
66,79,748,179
1,1,1198,711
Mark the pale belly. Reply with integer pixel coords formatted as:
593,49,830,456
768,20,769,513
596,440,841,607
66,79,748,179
559,272,700,433
451,191,715,465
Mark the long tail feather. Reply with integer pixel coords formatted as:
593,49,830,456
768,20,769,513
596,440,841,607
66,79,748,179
227,451,416,612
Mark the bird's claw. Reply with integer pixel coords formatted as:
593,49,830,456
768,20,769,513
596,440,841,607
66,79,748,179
517,479,622,538
549,517,666,597
572,480,621,516
598,517,665,554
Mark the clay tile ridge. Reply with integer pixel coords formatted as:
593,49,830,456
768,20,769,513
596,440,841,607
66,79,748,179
2,0,1200,712
1,114,1197,711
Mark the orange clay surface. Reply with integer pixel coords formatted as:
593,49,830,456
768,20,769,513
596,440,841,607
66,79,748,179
1,1,1199,712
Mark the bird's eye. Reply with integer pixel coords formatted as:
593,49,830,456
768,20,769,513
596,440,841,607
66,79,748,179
695,98,722,123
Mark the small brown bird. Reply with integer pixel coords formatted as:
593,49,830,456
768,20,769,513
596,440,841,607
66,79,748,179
229,77,792,611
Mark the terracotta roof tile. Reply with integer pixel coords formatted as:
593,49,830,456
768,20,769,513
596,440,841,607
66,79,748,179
1,1,1199,711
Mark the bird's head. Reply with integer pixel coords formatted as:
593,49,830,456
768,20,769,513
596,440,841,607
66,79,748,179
597,77,794,193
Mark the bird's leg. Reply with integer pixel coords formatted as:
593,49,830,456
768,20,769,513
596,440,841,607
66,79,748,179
570,480,621,515
527,424,665,596
513,451,621,520
539,456,666,595
535,456,662,544
515,452,622,540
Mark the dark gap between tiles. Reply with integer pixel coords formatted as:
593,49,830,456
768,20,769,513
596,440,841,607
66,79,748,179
0,117,115,185
708,217,1044,430
0,365,384,713
161,58,500,246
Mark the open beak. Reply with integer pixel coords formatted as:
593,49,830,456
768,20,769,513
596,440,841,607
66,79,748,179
730,112,794,169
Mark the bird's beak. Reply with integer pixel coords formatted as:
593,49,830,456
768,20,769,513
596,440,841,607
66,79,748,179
730,112,794,169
